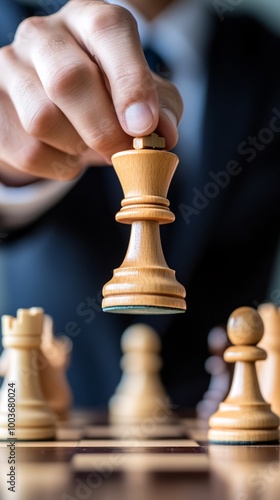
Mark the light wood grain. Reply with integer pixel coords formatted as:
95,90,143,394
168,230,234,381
109,324,172,424
257,303,280,417
208,307,279,444
40,314,73,420
102,135,186,314
0,308,56,440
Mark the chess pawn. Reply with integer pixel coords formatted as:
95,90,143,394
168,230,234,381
102,133,186,314
257,303,280,416
196,326,231,420
39,314,73,420
109,324,172,424
0,308,56,440
208,307,279,444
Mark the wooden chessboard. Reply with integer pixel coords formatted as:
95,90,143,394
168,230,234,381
0,411,279,500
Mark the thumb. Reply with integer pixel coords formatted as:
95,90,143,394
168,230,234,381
62,1,159,136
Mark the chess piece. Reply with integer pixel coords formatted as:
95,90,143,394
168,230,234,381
196,326,231,419
0,314,73,421
109,323,172,424
0,308,56,440
208,306,279,444
102,133,186,314
0,348,9,378
257,303,280,416
39,314,73,420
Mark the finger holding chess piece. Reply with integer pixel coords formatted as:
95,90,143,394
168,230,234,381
208,307,279,444
102,133,186,314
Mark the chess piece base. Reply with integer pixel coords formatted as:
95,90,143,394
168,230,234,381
102,225,186,314
0,425,55,441
103,304,186,315
0,404,56,440
109,394,173,424
208,402,280,444
208,428,279,444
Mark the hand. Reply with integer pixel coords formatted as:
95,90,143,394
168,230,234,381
0,0,183,186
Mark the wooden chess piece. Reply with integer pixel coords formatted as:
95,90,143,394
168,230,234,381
208,306,279,444
0,308,56,440
196,326,231,420
257,303,280,417
109,323,172,424
39,314,73,420
0,314,73,421
0,348,9,378
102,133,186,314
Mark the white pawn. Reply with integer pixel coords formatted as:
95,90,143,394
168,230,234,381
257,303,280,416
0,308,56,440
196,327,231,419
208,307,279,444
109,324,171,424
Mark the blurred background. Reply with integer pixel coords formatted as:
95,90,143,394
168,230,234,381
204,0,280,298
242,0,280,33
204,0,280,34
240,0,280,296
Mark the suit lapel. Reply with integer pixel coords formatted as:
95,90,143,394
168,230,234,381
169,14,267,287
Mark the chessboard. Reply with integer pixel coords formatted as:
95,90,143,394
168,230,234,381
0,306,279,499
0,411,279,500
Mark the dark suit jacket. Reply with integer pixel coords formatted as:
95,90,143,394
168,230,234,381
0,1,280,408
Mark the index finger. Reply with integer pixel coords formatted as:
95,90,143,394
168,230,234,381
60,0,159,136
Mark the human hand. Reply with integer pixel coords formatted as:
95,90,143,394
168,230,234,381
0,0,183,185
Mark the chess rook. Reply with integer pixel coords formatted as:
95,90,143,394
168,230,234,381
0,308,56,440
208,307,279,444
102,133,186,314
0,314,73,422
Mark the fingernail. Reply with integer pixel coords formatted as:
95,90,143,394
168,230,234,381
161,108,177,128
125,102,154,134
